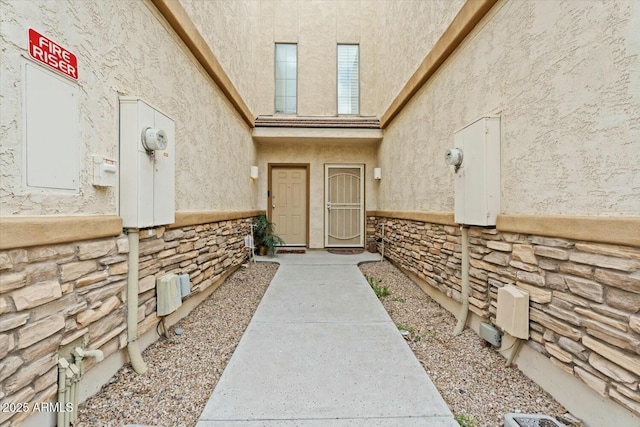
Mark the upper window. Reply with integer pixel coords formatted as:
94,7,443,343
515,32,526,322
275,43,297,114
337,44,359,115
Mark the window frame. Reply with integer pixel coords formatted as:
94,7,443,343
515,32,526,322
336,43,360,116
274,43,298,114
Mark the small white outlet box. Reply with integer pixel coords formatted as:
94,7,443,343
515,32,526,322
92,156,117,187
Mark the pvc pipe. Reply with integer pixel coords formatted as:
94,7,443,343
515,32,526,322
57,358,69,427
250,223,256,263
83,349,104,362
68,364,80,424
454,226,470,335
126,229,148,374
506,338,524,367
64,367,73,427
381,223,385,260
70,348,83,424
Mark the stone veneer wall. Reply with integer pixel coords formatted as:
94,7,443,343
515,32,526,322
367,216,640,417
0,217,253,426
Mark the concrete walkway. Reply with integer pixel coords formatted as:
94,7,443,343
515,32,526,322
196,250,458,426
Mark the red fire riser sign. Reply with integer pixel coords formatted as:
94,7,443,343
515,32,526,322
28,28,78,80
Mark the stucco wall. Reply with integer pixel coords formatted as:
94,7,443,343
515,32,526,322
179,0,464,117
370,0,465,114
256,141,378,248
0,0,256,216
379,0,640,216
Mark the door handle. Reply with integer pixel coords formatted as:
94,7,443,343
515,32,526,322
272,204,276,209
326,202,331,211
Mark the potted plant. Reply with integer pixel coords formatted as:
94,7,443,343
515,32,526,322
253,215,285,256
262,233,285,256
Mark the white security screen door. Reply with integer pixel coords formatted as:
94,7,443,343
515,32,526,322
325,165,364,247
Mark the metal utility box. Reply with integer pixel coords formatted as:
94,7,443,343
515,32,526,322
119,98,175,228
452,116,501,226
24,63,79,192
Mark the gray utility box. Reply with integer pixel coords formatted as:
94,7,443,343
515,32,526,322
479,322,502,347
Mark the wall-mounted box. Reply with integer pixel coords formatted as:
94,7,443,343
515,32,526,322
373,167,382,180
119,97,175,228
24,62,79,192
92,156,117,187
496,285,529,339
156,274,181,316
479,322,502,347
179,273,191,298
453,116,501,226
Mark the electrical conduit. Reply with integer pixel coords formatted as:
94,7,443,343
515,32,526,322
454,225,470,335
126,229,148,374
57,359,69,427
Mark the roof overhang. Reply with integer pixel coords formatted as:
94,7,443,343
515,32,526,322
252,116,382,144
252,126,382,144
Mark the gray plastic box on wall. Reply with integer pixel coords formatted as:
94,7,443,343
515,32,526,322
179,273,191,298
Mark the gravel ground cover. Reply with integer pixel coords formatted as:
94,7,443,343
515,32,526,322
360,260,572,427
76,258,573,427
76,262,278,427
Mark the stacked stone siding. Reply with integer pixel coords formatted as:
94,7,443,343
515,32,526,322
368,216,640,417
0,217,253,426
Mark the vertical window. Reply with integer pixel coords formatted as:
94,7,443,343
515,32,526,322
337,44,359,115
275,43,297,114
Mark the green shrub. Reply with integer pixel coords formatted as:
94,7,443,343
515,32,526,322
367,276,390,298
454,414,477,427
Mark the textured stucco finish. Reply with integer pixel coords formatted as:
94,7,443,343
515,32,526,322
179,0,464,116
256,141,378,248
379,0,640,216
0,0,256,216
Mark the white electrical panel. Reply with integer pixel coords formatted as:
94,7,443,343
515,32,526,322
119,98,175,228
452,116,501,226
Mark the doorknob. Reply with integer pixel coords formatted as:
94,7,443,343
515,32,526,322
272,204,276,209
326,202,331,211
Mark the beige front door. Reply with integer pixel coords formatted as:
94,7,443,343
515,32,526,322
270,166,308,246
325,165,364,247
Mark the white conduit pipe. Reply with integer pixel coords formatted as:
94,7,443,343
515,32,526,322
57,359,69,427
127,229,148,374
381,223,385,260
64,368,73,427
454,226,470,335
71,348,83,425
68,364,80,424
